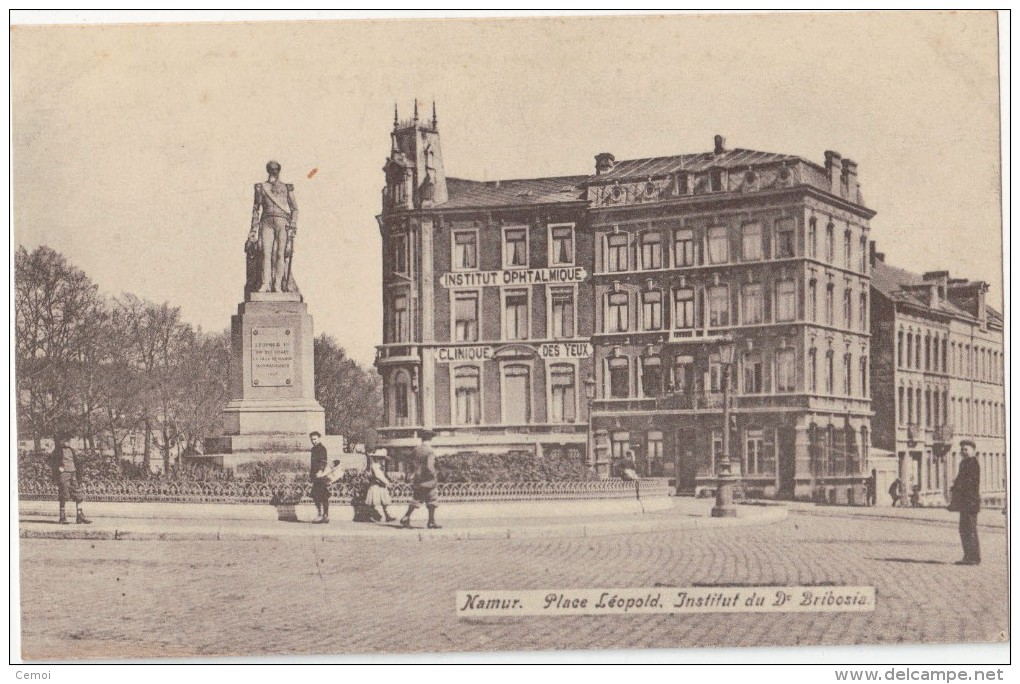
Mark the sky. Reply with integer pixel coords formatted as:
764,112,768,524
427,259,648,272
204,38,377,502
11,11,1004,368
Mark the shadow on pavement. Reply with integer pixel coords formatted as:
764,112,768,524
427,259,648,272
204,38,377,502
870,557,948,565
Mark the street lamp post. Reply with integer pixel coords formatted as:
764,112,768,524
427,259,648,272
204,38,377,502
584,375,597,477
712,339,738,518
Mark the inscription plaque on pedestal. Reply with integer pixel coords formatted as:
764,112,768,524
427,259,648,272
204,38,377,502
251,326,294,387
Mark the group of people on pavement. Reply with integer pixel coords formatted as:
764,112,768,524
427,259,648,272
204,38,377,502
307,429,442,529
47,435,985,562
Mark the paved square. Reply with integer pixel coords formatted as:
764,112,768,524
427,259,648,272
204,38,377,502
18,511,1007,659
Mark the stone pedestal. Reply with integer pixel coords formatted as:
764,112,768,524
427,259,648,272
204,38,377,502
204,292,325,468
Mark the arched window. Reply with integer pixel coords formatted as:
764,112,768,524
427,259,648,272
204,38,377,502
391,369,412,426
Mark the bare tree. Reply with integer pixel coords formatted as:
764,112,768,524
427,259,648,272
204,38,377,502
15,246,105,450
174,328,230,453
114,294,192,471
314,334,382,450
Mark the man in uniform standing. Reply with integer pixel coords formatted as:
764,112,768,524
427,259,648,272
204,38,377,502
309,431,330,524
400,430,442,529
248,160,299,293
951,439,981,565
49,435,92,525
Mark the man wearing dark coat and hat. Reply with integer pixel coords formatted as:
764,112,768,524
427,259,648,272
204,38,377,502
950,439,981,565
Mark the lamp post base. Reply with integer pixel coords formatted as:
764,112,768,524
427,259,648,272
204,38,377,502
711,479,739,518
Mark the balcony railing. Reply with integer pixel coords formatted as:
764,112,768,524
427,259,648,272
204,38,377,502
906,423,922,443
932,424,955,445
375,344,420,362
656,391,725,410
669,327,734,343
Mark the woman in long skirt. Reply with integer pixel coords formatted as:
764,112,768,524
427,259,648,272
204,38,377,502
365,452,396,523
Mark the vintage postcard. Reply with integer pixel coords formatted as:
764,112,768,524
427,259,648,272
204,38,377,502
10,10,1009,668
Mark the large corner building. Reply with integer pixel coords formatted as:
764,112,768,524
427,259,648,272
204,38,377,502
375,105,877,499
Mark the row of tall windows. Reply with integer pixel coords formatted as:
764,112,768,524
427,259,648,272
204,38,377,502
808,424,867,477
897,329,949,373
449,287,578,342
598,219,800,273
806,217,869,273
605,348,804,399
602,281,800,333
451,225,576,272
807,279,868,331
896,386,1005,437
449,363,580,426
896,332,1003,385
947,397,1005,436
897,386,950,428
806,348,869,397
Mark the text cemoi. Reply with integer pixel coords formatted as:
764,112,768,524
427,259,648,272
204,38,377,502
457,586,876,616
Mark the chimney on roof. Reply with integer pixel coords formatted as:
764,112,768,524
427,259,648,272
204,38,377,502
595,152,616,176
922,271,949,306
824,151,844,196
714,135,726,156
843,158,860,203
947,279,989,329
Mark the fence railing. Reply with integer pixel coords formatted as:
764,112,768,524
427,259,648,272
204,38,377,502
18,475,672,505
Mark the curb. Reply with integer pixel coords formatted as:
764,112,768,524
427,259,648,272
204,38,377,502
789,507,1007,530
19,507,788,543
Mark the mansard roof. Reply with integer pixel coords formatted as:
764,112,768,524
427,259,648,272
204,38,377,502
586,148,803,182
870,259,999,328
444,175,587,209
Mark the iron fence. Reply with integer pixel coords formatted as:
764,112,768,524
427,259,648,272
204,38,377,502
18,475,671,505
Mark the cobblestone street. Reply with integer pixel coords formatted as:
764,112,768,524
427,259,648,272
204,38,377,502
18,510,1008,660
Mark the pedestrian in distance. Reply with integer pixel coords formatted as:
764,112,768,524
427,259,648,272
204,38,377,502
365,451,396,523
949,440,981,565
910,484,921,508
48,435,92,525
400,430,441,530
889,477,902,507
866,469,877,507
309,431,330,524
620,450,639,481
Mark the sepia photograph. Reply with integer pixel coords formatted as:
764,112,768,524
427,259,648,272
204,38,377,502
9,9,1010,671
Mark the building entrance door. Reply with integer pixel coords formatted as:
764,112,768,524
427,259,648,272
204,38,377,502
674,428,698,495
777,427,797,499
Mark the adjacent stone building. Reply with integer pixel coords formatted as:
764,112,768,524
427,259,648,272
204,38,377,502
869,256,1005,505
585,138,874,500
374,107,878,500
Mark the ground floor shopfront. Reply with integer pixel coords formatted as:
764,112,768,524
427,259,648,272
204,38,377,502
591,401,871,501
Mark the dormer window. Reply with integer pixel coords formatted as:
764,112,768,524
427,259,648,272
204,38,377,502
677,172,690,194
710,169,725,192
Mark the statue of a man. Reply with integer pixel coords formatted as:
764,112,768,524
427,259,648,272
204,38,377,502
247,160,299,293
